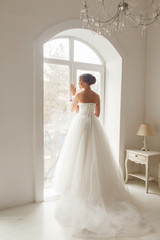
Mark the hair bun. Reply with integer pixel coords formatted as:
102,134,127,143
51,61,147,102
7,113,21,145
91,76,96,85
80,73,96,85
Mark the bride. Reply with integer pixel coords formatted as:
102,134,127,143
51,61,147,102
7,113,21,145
53,73,151,239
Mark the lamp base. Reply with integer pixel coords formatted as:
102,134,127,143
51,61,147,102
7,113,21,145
141,136,149,151
141,147,149,151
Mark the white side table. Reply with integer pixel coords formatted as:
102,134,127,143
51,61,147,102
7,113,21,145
125,149,160,193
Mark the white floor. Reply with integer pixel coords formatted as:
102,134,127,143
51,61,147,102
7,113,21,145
0,180,160,240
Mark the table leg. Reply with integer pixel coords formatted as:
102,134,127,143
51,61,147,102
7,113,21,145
145,160,149,193
125,157,129,183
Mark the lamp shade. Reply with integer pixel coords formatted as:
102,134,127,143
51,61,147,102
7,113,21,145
137,123,153,136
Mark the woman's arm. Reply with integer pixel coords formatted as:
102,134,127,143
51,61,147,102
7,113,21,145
70,94,79,112
70,84,79,112
70,84,76,96
95,96,100,117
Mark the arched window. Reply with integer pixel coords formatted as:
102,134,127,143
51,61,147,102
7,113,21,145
43,37,105,194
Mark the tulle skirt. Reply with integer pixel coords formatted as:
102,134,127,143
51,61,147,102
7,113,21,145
53,113,151,238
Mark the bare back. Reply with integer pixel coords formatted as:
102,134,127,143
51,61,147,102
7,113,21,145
76,89,100,117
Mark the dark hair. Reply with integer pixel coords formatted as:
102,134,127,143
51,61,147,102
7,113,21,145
80,73,96,85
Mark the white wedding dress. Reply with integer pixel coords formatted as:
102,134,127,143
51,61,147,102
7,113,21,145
53,103,151,239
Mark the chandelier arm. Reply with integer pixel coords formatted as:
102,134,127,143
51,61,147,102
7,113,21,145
141,17,158,26
97,12,119,24
83,1,120,26
128,11,159,26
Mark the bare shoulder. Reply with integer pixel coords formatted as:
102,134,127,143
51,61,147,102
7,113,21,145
92,90,100,103
76,91,85,99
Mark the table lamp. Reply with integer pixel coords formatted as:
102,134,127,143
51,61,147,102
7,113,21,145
137,123,153,151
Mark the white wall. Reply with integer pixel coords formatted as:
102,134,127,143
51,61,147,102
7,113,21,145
146,25,160,151
0,11,35,209
105,59,122,165
0,1,147,209
145,25,160,177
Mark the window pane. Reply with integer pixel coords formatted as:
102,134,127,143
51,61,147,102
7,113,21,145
74,40,102,65
44,63,69,190
44,63,69,124
43,38,69,60
76,70,100,94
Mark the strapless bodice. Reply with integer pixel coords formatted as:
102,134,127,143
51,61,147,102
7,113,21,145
78,103,95,117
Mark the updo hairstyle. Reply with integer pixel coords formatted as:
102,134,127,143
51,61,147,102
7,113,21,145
80,73,96,85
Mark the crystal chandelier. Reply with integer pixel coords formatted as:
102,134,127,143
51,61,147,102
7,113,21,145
80,0,160,36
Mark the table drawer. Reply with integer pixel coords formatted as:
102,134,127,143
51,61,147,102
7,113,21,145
128,152,146,163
